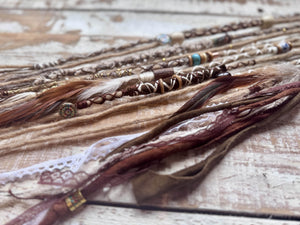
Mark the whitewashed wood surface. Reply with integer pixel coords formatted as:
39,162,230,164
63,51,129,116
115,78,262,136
0,0,299,224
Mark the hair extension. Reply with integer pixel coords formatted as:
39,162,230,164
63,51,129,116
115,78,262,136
132,92,300,203
1,64,297,158
0,81,94,127
4,75,300,225
2,23,300,93
0,78,209,140
3,13,300,225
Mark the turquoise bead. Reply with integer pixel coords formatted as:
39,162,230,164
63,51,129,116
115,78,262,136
192,53,201,66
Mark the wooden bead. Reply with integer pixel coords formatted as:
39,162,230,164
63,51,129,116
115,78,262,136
153,68,174,79
199,52,207,63
92,97,104,104
206,52,214,62
188,55,193,66
77,100,92,109
213,34,232,47
261,15,274,29
105,94,113,100
115,91,123,98
170,32,185,45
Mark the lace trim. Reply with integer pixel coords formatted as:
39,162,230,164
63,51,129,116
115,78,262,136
0,132,144,185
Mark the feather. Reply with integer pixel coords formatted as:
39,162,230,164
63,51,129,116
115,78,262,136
78,75,139,101
5,92,36,102
0,80,92,127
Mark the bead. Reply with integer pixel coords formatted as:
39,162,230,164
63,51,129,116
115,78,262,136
92,96,104,104
159,79,165,94
188,55,193,66
105,94,113,100
159,62,167,67
191,53,201,66
76,100,91,109
276,41,292,54
65,191,86,212
199,52,207,63
170,32,185,45
268,46,278,54
153,68,174,79
0,90,8,96
206,52,214,62
213,34,232,47
168,61,178,67
157,34,171,45
261,15,274,29
59,103,77,118
172,75,183,89
115,91,123,98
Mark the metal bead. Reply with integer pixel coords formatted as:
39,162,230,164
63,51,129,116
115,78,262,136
59,103,77,118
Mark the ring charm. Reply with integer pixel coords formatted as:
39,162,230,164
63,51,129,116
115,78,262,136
59,103,77,118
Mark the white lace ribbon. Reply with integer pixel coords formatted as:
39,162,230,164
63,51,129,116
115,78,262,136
0,132,145,185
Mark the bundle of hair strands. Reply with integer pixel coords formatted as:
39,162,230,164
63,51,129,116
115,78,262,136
1,34,300,127
1,63,299,225
0,22,300,223
1,23,300,107
0,63,298,167
2,68,299,223
0,11,300,225
2,41,300,127
0,67,182,127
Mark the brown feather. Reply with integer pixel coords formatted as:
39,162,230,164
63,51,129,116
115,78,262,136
0,80,93,127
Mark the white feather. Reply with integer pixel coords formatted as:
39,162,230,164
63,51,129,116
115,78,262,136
78,75,138,100
4,92,36,103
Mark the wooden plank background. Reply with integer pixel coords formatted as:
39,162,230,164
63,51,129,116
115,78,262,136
0,0,299,224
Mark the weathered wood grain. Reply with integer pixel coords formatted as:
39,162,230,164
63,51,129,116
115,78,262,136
0,9,242,65
60,205,300,225
1,0,300,16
